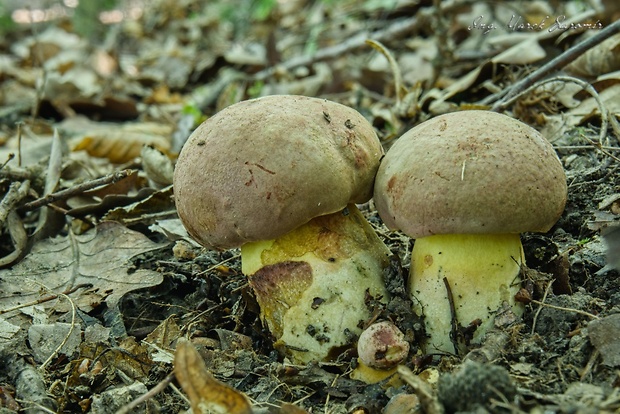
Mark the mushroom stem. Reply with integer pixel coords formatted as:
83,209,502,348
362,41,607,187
241,204,391,364
410,233,524,354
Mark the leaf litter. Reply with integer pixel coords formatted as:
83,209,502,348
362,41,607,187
0,0,619,413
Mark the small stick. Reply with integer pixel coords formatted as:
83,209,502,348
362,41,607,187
197,254,241,276
530,281,599,336
17,122,23,167
39,292,77,371
580,349,600,381
491,18,620,111
529,298,599,320
115,372,176,414
0,283,92,315
531,281,553,335
0,180,30,227
20,169,134,211
0,165,35,181
0,153,15,170
443,277,460,356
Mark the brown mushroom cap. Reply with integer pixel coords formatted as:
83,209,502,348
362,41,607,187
374,110,567,238
173,95,383,249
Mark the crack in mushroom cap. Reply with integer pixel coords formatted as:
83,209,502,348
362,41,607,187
173,95,384,249
373,110,567,238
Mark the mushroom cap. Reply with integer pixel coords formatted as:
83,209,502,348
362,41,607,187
374,110,567,238
357,320,410,369
173,95,383,249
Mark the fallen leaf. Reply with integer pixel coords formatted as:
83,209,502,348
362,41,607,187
102,185,174,224
144,316,181,363
0,317,21,341
148,218,199,244
588,314,620,367
28,322,82,363
565,33,620,78
71,122,172,164
0,221,164,316
174,338,253,414
141,145,174,189
602,225,620,271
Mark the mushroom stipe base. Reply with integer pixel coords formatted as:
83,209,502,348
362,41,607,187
410,233,525,355
240,204,391,364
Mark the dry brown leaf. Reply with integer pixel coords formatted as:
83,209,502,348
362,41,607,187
13,26,83,63
32,129,64,241
144,84,184,104
588,314,620,366
65,170,153,217
174,338,253,414
0,221,164,318
259,62,332,97
71,122,172,164
102,185,174,223
141,144,174,189
566,33,620,78
567,83,620,126
490,36,546,65
274,403,311,414
145,316,181,352
107,337,153,380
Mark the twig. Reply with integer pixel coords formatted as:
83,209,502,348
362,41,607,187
15,400,57,414
17,122,23,167
0,283,92,315
0,164,38,181
397,365,444,414
0,210,28,268
530,280,599,335
580,349,600,381
115,372,175,414
169,382,191,406
323,374,341,414
531,281,553,335
491,18,620,111
20,169,134,211
197,254,241,276
0,153,14,169
529,298,600,320
580,134,620,163
39,292,77,371
443,277,460,356
0,180,30,227
366,39,404,107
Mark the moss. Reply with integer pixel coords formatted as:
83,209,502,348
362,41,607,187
438,360,517,413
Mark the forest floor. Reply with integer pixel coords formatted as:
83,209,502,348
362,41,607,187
0,1,619,413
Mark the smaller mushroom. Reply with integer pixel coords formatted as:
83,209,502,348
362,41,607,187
351,320,409,383
358,320,410,369
374,110,567,354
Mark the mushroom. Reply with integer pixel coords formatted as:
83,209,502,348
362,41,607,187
173,95,391,363
373,110,567,354
357,320,409,370
351,320,410,383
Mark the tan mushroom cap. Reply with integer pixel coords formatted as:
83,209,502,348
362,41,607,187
173,95,383,249
374,110,567,238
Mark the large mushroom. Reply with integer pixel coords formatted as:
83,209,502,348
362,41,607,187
373,110,567,354
173,95,391,363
